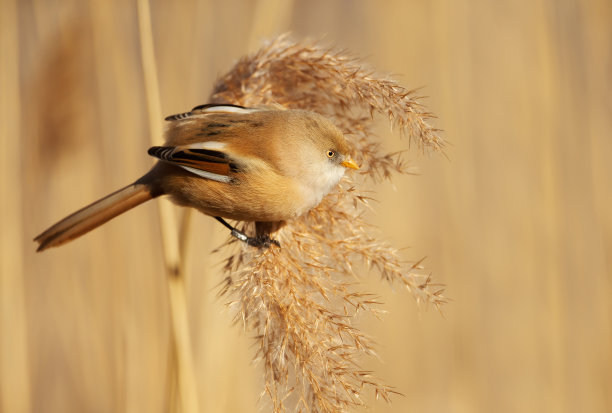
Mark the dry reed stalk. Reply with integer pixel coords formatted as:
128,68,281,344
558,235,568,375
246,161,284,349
136,1,198,412
210,35,447,412
0,0,31,411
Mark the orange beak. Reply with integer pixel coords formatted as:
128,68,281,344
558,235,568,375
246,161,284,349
340,157,359,170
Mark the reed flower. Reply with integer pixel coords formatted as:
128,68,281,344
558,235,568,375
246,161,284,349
211,35,446,412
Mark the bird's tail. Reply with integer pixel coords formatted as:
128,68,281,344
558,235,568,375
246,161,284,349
35,183,155,252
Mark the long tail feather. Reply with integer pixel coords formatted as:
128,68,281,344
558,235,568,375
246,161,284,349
35,183,154,251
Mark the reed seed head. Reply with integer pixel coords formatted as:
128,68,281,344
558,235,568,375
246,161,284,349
211,35,447,413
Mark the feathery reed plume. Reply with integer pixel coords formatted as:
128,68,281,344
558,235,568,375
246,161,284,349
211,35,447,412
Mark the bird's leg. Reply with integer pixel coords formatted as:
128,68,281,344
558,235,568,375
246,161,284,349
214,217,280,248
214,217,249,243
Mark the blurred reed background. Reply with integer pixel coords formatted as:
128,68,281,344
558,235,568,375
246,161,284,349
1,0,610,412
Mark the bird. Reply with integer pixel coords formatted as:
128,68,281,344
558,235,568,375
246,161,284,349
35,104,359,251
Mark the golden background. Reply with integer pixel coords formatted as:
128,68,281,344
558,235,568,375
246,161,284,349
1,0,610,412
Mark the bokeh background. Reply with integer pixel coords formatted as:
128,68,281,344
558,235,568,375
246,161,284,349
1,0,611,412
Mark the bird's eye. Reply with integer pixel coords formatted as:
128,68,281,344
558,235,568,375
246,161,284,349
326,150,335,158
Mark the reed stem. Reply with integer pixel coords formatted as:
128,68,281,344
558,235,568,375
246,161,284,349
136,1,198,411
0,0,31,411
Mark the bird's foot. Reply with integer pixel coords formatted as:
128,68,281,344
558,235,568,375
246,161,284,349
215,217,280,248
230,228,279,248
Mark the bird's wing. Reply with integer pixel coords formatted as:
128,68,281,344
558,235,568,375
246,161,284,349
148,143,240,183
164,103,259,121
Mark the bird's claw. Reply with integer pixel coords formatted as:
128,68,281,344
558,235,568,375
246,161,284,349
231,229,280,249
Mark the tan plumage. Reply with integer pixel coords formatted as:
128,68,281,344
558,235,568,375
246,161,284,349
35,104,358,251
